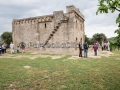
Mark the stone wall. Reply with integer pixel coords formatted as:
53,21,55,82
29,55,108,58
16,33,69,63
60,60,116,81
12,5,85,54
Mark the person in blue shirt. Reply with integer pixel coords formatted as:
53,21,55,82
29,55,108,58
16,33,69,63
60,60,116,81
83,42,89,58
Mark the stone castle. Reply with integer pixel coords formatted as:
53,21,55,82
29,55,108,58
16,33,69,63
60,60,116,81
12,5,85,54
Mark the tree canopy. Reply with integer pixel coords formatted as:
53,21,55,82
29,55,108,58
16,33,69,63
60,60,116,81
96,0,120,25
1,32,12,47
85,35,90,43
92,33,107,44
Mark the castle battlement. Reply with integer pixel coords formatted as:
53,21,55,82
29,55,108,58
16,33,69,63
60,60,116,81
12,13,68,25
13,15,54,25
66,5,84,19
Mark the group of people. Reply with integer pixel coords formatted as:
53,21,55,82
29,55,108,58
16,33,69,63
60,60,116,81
78,42,89,58
0,42,26,55
78,41,110,58
0,41,110,56
5,42,26,54
0,43,7,55
101,41,110,51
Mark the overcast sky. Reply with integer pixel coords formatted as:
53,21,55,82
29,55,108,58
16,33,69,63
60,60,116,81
0,0,119,38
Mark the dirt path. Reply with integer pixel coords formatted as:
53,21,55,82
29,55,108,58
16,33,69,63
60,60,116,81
0,50,114,60
68,50,114,60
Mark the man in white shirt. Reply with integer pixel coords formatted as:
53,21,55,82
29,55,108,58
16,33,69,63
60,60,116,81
10,42,14,54
107,41,110,51
2,44,5,54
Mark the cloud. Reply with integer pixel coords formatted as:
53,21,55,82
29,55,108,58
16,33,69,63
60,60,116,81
0,0,119,38
85,24,118,38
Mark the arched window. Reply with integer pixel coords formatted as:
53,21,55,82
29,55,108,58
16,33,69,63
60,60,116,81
75,37,78,50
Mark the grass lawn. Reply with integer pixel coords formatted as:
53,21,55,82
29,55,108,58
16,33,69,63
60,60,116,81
0,50,120,90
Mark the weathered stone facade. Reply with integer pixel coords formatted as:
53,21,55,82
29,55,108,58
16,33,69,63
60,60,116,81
12,5,85,54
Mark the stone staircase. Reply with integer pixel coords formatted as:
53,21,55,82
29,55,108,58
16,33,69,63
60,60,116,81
42,21,62,48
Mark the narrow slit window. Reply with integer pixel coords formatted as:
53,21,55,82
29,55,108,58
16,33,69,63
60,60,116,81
81,24,82,30
81,38,82,44
76,37,78,43
45,23,46,28
76,20,77,28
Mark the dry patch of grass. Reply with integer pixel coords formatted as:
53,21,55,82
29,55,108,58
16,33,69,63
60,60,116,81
0,52,65,60
24,66,31,69
0,49,115,60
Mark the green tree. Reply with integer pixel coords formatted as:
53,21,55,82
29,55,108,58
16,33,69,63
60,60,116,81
85,35,94,45
85,35,90,43
107,28,120,51
96,0,120,50
96,0,120,25
0,35,2,43
1,32,12,47
92,33,107,44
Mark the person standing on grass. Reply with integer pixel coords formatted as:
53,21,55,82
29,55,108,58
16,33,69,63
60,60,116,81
4,43,7,53
104,42,107,50
93,43,98,56
16,46,20,53
2,44,5,54
107,41,110,51
21,43,25,53
78,42,83,57
96,42,100,51
0,44,2,56
83,42,89,58
10,42,14,54
101,41,104,51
